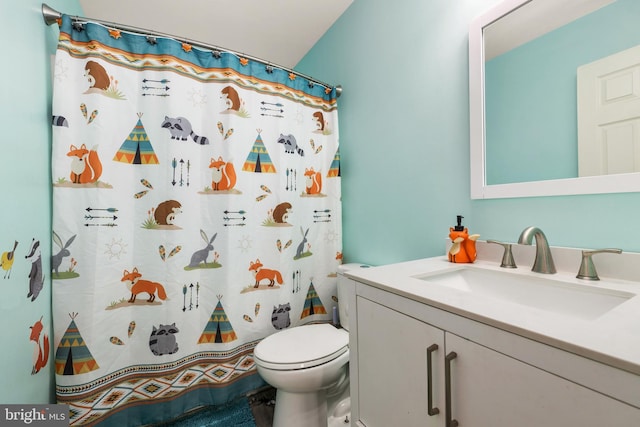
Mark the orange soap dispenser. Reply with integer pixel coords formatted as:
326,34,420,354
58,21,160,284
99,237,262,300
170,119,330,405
448,215,480,263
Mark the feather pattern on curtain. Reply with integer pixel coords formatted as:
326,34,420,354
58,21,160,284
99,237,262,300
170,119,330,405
50,15,341,426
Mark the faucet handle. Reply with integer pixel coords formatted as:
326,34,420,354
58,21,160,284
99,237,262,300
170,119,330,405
487,240,517,268
576,248,622,281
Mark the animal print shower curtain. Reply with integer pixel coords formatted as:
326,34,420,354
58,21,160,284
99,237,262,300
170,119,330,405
50,15,341,426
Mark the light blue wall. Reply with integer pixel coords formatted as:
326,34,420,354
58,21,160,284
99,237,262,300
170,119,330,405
297,0,501,266
297,0,640,265
485,0,640,185
0,0,83,404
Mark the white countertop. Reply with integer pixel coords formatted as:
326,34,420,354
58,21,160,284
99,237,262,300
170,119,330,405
346,241,640,375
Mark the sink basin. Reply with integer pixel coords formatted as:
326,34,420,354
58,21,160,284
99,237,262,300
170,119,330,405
415,267,634,320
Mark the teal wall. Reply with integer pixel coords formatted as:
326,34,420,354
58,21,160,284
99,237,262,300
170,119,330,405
0,0,83,404
485,0,640,185
296,0,501,266
297,0,640,266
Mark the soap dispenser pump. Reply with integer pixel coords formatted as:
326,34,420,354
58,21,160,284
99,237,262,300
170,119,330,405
448,215,480,263
454,215,464,232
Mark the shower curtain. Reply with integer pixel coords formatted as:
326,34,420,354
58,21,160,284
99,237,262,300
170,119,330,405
51,15,341,426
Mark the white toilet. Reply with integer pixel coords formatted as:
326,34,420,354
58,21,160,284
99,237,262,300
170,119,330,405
253,264,365,427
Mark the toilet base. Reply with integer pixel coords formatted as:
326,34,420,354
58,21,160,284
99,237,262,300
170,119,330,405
328,397,351,427
327,373,350,426
273,389,328,427
271,373,351,427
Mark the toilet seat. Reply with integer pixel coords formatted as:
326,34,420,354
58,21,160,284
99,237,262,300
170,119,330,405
254,323,348,371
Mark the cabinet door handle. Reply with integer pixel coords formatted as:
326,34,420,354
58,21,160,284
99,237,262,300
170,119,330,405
445,351,459,427
426,344,440,416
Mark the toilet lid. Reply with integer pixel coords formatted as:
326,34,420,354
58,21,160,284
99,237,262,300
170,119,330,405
254,324,348,370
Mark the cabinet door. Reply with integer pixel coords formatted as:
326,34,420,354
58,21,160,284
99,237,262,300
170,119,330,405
446,333,640,427
357,297,445,427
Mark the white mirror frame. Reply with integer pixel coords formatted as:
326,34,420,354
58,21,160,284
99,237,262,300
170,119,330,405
469,0,640,199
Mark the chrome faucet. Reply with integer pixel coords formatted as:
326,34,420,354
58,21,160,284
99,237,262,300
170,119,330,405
518,226,556,274
487,240,517,268
576,248,622,280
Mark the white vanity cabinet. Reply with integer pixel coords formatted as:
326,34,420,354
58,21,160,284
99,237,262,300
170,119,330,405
446,332,640,426
352,281,640,427
357,296,445,427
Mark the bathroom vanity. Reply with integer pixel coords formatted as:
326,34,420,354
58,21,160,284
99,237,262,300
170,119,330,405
345,242,640,426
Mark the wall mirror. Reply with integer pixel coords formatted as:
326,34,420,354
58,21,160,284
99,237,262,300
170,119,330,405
469,0,640,199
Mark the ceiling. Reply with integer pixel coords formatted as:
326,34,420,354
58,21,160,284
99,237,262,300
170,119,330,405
484,0,615,60
75,0,353,69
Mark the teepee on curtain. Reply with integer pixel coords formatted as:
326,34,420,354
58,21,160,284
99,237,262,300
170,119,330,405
113,114,160,165
55,313,99,376
50,15,341,426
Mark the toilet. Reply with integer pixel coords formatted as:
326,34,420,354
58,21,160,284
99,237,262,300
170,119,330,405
253,263,365,427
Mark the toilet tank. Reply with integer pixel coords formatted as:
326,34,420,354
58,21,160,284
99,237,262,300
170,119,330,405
337,263,370,331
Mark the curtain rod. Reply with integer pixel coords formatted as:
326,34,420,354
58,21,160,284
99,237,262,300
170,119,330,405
41,3,342,97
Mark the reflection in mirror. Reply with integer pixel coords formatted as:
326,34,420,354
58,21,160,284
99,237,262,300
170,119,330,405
469,0,640,198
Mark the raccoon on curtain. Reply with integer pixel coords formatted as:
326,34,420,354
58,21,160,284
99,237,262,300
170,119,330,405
50,15,342,426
